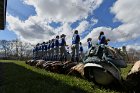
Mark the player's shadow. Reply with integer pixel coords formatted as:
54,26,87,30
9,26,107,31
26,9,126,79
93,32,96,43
0,62,88,93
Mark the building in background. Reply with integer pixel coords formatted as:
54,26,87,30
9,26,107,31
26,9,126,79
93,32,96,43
0,0,7,30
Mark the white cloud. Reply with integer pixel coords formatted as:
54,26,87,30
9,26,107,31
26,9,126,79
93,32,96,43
81,0,140,48
110,0,140,42
91,18,98,25
7,0,103,44
127,44,140,51
81,27,113,46
7,14,55,44
81,0,140,47
7,0,140,50
54,22,73,45
75,20,89,34
24,0,103,22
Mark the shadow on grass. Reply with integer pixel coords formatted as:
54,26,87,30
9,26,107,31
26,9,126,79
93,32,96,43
94,82,126,93
0,62,88,93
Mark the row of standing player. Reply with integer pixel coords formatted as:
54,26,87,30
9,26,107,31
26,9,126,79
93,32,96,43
33,30,108,62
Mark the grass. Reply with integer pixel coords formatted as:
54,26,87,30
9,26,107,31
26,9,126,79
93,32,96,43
121,64,133,79
0,60,132,93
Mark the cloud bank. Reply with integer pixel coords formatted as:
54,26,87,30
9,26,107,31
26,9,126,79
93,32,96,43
82,0,140,47
7,0,140,50
7,0,103,45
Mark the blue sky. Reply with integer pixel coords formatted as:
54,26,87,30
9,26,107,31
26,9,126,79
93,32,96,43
0,0,36,40
1,0,140,49
80,0,122,39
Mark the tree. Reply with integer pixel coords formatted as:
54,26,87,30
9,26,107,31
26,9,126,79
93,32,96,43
0,40,10,58
0,39,33,60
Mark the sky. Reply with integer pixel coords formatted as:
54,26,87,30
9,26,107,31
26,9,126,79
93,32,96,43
0,0,140,50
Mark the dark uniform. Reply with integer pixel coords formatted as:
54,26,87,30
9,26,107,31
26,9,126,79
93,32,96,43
54,36,60,61
47,40,51,61
35,44,39,59
33,47,36,59
87,38,92,49
50,39,55,61
59,34,67,61
42,42,46,60
98,35,106,45
79,42,84,61
44,42,48,61
71,30,80,62
38,44,42,59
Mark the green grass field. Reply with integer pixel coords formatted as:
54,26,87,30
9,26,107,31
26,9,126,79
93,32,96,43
0,60,132,93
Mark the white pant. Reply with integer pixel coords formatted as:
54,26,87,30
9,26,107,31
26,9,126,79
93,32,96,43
60,46,67,59
71,44,79,58
79,52,84,61
54,47,59,56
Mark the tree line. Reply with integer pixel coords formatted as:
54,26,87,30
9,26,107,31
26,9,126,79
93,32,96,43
0,39,33,60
